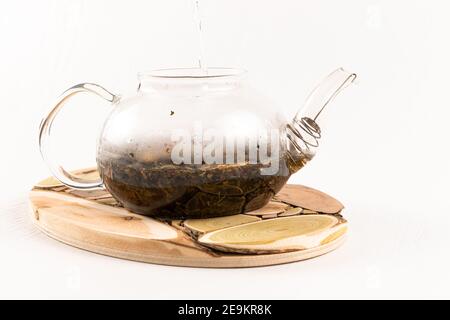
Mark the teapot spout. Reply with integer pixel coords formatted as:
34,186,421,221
286,68,356,172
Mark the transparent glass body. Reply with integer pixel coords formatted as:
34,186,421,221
39,67,356,219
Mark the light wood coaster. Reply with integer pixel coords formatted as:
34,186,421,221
29,168,348,268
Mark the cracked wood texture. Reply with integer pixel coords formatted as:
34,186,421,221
29,168,347,268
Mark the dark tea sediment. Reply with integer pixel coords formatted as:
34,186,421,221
97,158,303,219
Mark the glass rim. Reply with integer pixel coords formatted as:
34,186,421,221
138,67,247,79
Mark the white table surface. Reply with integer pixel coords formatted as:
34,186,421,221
1,180,449,300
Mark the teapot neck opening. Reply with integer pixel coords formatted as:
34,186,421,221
140,67,246,79
137,68,247,93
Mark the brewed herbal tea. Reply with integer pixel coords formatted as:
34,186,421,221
98,155,308,218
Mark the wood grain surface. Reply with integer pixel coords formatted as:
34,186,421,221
29,168,347,268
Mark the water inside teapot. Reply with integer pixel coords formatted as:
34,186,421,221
97,155,308,218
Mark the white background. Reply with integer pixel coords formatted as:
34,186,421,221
1,0,449,299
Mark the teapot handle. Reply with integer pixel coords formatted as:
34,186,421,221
39,83,119,189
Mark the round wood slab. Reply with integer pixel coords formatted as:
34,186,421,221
29,169,347,268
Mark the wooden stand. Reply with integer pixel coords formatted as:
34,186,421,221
29,168,347,268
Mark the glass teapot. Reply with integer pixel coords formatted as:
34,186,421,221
39,67,356,219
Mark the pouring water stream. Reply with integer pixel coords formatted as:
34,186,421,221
194,0,208,74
